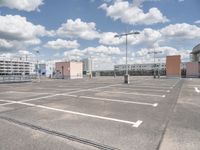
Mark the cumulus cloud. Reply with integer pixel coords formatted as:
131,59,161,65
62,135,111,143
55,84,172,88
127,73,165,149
57,18,100,40
44,39,80,50
0,15,53,52
99,23,200,47
64,45,121,58
99,32,125,45
0,15,53,41
63,45,122,70
85,45,121,55
0,39,14,49
99,0,169,25
160,23,200,40
129,28,161,46
0,0,44,12
135,46,190,63
99,28,161,48
194,20,200,24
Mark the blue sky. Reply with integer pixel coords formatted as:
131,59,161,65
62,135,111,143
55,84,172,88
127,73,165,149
0,0,200,70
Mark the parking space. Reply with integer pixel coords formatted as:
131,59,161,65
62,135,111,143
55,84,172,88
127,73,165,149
0,77,184,150
160,78,200,150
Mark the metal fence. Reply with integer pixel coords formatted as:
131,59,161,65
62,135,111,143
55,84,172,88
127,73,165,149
0,75,32,83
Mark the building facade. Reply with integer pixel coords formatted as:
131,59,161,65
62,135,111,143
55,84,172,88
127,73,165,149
82,58,91,75
186,44,200,77
191,43,200,62
114,63,166,72
114,61,187,76
166,55,181,78
186,62,200,77
37,64,46,76
55,61,83,79
0,59,31,75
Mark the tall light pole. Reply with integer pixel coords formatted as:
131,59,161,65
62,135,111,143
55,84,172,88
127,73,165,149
35,50,40,82
114,31,140,84
89,56,93,79
148,49,162,78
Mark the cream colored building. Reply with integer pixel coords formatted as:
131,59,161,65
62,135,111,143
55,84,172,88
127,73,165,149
55,61,83,79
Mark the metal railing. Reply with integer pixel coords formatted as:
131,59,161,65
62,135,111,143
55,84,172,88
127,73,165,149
0,75,32,83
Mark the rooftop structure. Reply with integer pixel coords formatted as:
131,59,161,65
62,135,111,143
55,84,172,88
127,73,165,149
191,43,200,62
55,61,83,79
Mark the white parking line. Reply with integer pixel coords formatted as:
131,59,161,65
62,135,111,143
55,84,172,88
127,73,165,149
0,99,143,128
0,94,61,106
188,85,200,87
0,83,122,106
64,84,122,95
6,91,50,95
37,87,79,91
96,87,170,93
194,87,200,93
96,90,166,98
0,99,14,103
63,94,158,107
113,85,173,90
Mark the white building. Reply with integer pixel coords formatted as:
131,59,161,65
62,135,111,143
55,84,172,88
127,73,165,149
191,43,200,62
46,61,56,78
82,58,91,74
114,63,166,71
0,59,31,75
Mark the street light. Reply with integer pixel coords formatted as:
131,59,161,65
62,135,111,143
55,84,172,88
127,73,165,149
35,50,40,82
114,31,140,84
89,56,93,79
148,49,162,79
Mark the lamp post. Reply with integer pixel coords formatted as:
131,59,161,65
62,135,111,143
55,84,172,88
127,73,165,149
35,50,40,82
114,31,140,84
148,49,162,78
89,56,93,79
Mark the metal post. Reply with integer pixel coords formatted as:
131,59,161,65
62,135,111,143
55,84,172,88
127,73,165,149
158,59,160,78
148,50,162,79
90,57,92,79
125,35,128,75
36,51,40,82
124,34,129,84
154,49,156,79
114,31,140,84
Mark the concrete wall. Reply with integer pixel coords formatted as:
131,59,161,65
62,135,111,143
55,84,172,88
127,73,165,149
70,62,83,79
55,62,70,78
55,61,82,79
186,62,200,78
166,55,181,78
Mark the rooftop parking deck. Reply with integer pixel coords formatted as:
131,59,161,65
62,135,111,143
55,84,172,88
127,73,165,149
0,76,199,150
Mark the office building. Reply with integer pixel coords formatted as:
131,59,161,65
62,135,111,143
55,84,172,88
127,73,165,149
0,59,31,75
82,58,91,74
114,63,166,72
191,43,200,62
37,64,46,76
186,44,200,77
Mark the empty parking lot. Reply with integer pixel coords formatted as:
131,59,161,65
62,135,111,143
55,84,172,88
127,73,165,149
0,77,199,150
